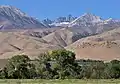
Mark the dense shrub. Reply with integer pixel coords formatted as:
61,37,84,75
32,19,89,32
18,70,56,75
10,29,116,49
0,50,120,79
2,55,37,79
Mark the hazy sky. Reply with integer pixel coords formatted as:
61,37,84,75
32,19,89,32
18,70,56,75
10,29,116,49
0,0,120,20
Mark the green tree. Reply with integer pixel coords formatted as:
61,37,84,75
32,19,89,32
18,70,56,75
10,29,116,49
36,53,54,79
6,55,36,79
50,49,81,79
0,67,8,79
90,62,105,79
104,60,120,79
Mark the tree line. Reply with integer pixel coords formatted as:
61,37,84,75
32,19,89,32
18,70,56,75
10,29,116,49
0,49,120,79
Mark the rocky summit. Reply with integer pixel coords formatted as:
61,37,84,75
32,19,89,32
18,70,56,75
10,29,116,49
0,5,48,30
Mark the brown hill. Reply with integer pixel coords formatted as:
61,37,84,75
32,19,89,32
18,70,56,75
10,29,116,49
42,28,73,47
66,28,120,61
42,28,90,47
0,31,63,59
23,28,59,38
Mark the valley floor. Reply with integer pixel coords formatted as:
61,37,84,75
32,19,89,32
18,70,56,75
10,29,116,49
0,79,120,84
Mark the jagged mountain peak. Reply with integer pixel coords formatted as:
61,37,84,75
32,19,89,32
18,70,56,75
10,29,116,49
0,5,27,17
71,13,103,24
83,13,102,21
81,12,96,17
82,12,98,16
0,5,48,29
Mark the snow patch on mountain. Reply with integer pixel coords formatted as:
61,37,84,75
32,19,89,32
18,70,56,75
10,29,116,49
69,13,103,27
0,5,48,29
104,18,120,24
50,22,70,27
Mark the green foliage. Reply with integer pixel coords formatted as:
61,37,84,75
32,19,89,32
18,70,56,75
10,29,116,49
79,61,105,79
104,60,120,79
50,49,75,64
5,55,36,79
0,67,8,79
90,62,105,79
36,53,53,79
0,50,120,79
35,50,81,79
49,49,81,79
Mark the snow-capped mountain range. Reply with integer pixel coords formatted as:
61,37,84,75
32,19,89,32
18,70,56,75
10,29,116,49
69,13,120,27
48,13,120,35
0,5,48,30
0,5,120,32
69,13,103,27
49,13,120,28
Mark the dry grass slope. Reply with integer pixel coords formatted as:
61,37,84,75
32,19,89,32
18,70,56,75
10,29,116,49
42,28,89,47
66,28,120,61
0,31,63,59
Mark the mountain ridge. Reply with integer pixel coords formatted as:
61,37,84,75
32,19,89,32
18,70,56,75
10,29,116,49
0,5,48,29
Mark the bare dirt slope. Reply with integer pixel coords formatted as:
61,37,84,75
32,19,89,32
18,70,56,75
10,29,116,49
0,31,63,59
42,28,74,47
42,28,90,47
66,28,120,61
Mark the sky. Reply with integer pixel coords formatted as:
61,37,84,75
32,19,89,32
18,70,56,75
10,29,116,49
0,0,120,20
